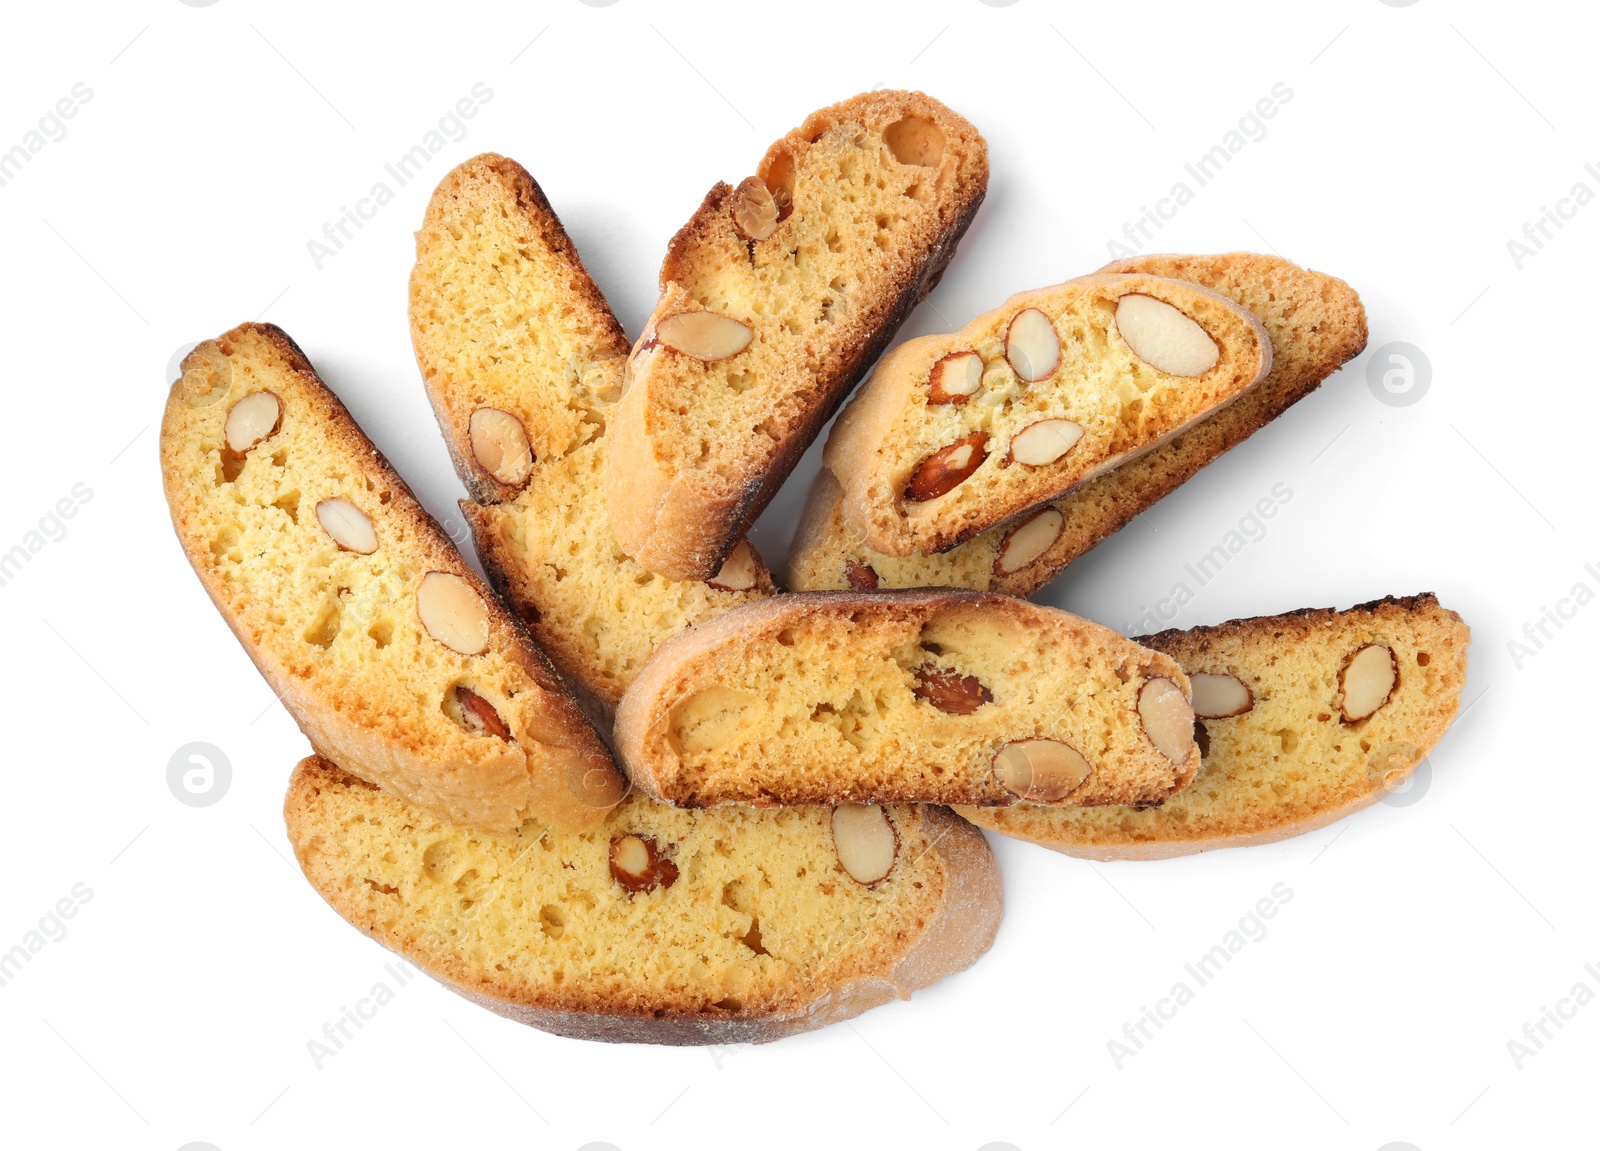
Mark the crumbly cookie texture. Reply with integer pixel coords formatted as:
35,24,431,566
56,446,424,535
408,154,775,715
959,594,1468,859
606,89,990,582
614,589,1200,808
160,322,621,833
285,756,1002,1045
824,272,1271,556
788,253,1366,595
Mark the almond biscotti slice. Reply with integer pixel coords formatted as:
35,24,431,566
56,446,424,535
606,90,989,581
614,590,1200,808
285,756,1001,1045
824,272,1272,557
160,323,622,833
788,254,1365,595
408,155,775,715
959,595,1468,859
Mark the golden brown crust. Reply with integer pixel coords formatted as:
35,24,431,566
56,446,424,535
161,322,621,833
284,756,1002,1045
614,589,1198,807
607,90,990,581
824,272,1272,556
958,594,1469,859
408,155,777,713
787,254,1367,596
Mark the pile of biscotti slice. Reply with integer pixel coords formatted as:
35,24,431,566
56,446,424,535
162,90,1469,1047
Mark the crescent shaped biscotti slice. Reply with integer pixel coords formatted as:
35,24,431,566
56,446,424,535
959,595,1469,860
606,90,989,581
160,323,622,833
788,254,1365,595
285,756,1001,1045
408,154,775,715
823,272,1272,557
614,590,1200,808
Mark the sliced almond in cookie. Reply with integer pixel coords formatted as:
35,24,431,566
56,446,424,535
707,540,758,592
1340,644,1397,722
417,572,489,656
657,311,753,362
991,738,1092,803
609,834,679,894
469,408,533,486
912,666,992,715
927,351,982,405
1190,672,1253,719
315,498,378,555
1138,676,1194,762
454,685,511,739
995,508,1064,576
224,391,282,456
1006,308,1061,382
844,560,879,590
831,804,899,885
1008,419,1084,467
1115,294,1219,376
906,432,988,502
730,176,778,241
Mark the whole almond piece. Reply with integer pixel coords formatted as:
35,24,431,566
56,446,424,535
831,804,899,885
844,560,879,590
707,539,758,592
315,497,378,555
927,351,983,404
416,571,489,656
1138,676,1195,763
469,408,533,486
995,508,1064,576
656,311,753,362
1006,308,1061,382
610,834,679,894
991,738,1092,803
1115,294,1219,376
455,685,511,740
1008,419,1084,467
1340,644,1397,722
224,391,282,456
912,665,992,715
905,431,988,502
730,176,778,241
1190,672,1253,719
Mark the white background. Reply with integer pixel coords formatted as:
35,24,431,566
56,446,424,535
0,1,1590,1148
